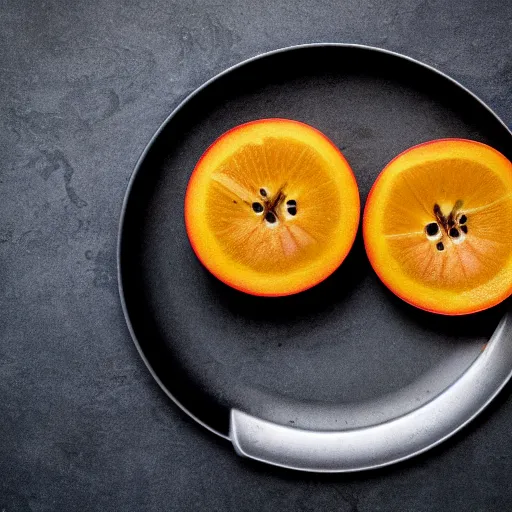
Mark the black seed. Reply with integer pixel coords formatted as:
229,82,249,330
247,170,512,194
449,227,460,238
461,225,468,234
265,211,276,223
260,188,267,197
233,200,237,204
459,214,467,224
287,207,297,216
252,202,263,213
436,242,444,251
426,222,439,236
286,199,296,206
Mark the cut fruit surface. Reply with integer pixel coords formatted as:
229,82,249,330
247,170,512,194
363,139,512,315
185,119,360,296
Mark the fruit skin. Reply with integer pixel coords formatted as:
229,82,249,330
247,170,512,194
184,118,360,297
363,138,512,315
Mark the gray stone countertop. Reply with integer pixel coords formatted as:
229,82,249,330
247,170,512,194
1,0,511,510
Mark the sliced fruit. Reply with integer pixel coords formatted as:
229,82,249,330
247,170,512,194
363,139,512,315
185,118,360,296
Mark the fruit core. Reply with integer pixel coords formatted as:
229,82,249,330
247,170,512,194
423,200,468,252
251,187,298,224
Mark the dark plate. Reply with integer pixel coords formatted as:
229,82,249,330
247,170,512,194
118,44,512,472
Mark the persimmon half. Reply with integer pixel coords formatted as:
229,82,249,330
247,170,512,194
184,119,360,296
363,139,512,315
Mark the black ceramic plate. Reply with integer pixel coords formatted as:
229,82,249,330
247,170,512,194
118,44,512,472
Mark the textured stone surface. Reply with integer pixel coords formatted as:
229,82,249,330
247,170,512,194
1,0,511,510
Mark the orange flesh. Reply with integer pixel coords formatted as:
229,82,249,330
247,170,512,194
185,119,360,296
363,139,512,315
